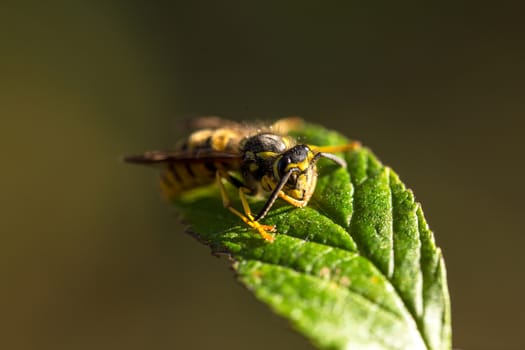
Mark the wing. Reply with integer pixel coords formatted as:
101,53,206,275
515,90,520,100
269,116,304,135
187,116,304,135
186,116,247,131
123,149,241,166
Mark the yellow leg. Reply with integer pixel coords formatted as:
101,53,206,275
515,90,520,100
310,141,361,153
216,173,276,242
239,188,277,231
278,191,307,208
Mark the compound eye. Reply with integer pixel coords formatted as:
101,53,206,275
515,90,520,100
277,155,292,177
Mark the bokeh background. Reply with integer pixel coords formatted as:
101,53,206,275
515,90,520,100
2,1,524,349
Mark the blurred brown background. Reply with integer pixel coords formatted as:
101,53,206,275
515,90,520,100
1,1,524,349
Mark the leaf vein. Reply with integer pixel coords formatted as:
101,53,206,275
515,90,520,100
346,164,429,349
247,259,407,323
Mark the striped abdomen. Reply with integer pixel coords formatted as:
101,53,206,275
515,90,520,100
160,128,243,199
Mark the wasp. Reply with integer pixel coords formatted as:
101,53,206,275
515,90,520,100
124,117,360,242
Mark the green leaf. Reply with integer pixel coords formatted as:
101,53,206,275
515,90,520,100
174,123,451,350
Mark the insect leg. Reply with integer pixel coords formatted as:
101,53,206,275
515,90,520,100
309,141,361,168
219,173,275,229
216,172,276,242
278,191,308,207
238,188,277,230
310,141,361,154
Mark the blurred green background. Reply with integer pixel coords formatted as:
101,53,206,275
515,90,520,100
1,1,524,349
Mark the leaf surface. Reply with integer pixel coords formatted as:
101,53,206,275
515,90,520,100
175,123,451,350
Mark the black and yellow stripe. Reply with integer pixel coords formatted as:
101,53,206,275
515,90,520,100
159,128,244,199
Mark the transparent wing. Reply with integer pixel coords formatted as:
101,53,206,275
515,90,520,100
123,149,241,166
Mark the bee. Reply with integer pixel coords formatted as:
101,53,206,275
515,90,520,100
124,117,360,242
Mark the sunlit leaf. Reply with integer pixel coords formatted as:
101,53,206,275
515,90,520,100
174,122,451,350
